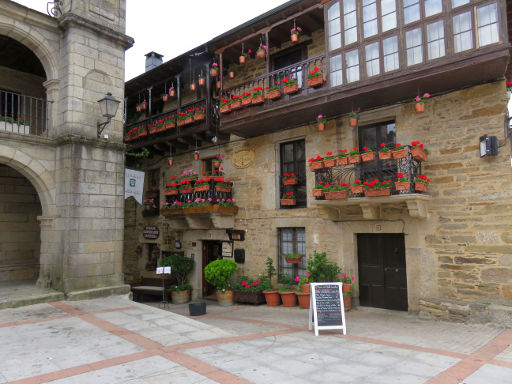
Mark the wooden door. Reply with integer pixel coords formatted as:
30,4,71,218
357,234,407,311
202,241,222,297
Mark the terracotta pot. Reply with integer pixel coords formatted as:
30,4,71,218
349,117,358,127
392,149,408,159
308,160,324,171
342,283,352,293
198,78,206,86
379,151,392,160
251,95,264,105
184,117,193,125
296,292,310,309
395,181,411,191
216,81,221,89
220,105,231,114
285,255,303,263
301,283,310,294
266,89,281,100
291,33,299,43
164,190,178,196
169,89,176,97
194,185,210,192
325,190,348,200
162,94,169,102
411,147,428,162
141,102,147,111
336,157,349,165
284,83,299,95
228,71,235,79
415,103,425,113
263,291,280,306
415,182,428,192
256,49,266,59
239,55,246,64
317,123,325,132
215,186,231,193
210,68,219,77
213,160,221,168
344,293,351,311
312,188,324,197
283,178,298,185
216,290,234,306
361,152,375,162
351,185,364,195
348,155,361,164
171,290,190,304
364,188,391,197
231,100,242,110
279,291,297,307
323,158,336,168
193,154,199,160
193,114,205,122
136,105,141,112
307,77,324,88
190,83,196,91
280,199,296,206
241,97,252,107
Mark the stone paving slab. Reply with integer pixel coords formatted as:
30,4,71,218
463,364,512,384
0,281,64,310
0,302,67,324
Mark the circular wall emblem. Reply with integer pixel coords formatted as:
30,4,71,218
232,149,255,169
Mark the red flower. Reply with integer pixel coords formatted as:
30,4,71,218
166,184,170,187
396,143,401,147
419,143,424,149
380,143,386,147
314,67,319,72
397,173,403,178
316,155,322,160
326,151,332,156
282,77,289,83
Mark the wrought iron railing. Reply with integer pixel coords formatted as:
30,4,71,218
221,54,326,105
313,147,424,198
0,90,49,136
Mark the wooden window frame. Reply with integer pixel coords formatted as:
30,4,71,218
279,139,306,209
278,227,306,280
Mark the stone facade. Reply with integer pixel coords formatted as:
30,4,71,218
0,0,132,296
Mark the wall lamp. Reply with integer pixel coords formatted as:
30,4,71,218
97,92,120,138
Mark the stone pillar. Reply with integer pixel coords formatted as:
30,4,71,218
43,79,60,137
36,216,62,290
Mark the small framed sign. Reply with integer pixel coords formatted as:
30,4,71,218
221,241,233,257
226,229,245,241
143,226,159,240
309,282,346,336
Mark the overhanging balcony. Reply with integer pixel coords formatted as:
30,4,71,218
0,90,49,137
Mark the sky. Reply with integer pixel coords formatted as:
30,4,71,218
13,0,289,80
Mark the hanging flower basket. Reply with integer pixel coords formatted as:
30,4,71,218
414,103,425,113
231,100,242,110
395,181,410,191
351,185,364,194
216,81,221,89
415,183,428,193
169,89,176,97
239,55,246,64
198,78,206,86
291,33,299,43
348,155,361,164
392,149,408,159
307,77,324,88
361,152,375,162
312,188,324,197
190,83,196,91
349,117,358,127
267,89,281,100
317,123,325,132
256,48,266,59
280,198,296,206
162,94,169,102
309,160,324,171
325,190,348,200
411,147,428,162
252,95,264,105
210,67,219,77
284,83,299,95
193,153,200,160
364,188,391,197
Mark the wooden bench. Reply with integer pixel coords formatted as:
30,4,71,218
130,277,172,302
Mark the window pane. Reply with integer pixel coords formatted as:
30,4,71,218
346,49,359,83
363,1,378,38
404,0,420,24
329,33,342,51
344,0,356,13
345,28,358,45
330,54,343,87
330,54,342,71
452,0,470,8
365,42,380,77
344,0,358,45
331,70,343,87
453,12,473,52
381,0,396,14
406,28,423,65
424,0,442,17
329,19,341,35
328,2,340,21
382,13,397,32
427,20,445,59
477,3,499,47
383,36,399,71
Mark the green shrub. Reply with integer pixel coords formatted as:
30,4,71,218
161,253,195,286
307,250,342,282
204,259,237,291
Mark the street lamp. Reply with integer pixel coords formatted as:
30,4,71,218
97,92,120,138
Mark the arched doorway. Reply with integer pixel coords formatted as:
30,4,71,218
0,164,42,283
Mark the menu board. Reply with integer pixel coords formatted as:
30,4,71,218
309,283,346,336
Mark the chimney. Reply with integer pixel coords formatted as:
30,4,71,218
145,51,163,72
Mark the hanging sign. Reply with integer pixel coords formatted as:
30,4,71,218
143,226,160,240
309,282,346,336
125,168,145,204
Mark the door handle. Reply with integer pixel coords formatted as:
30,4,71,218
395,268,399,272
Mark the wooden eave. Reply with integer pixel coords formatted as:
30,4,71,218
220,44,510,138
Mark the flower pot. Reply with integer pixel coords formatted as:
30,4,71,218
220,105,231,114
231,100,242,110
291,33,299,43
279,291,297,307
296,292,310,309
325,190,348,200
364,188,391,197
234,291,265,305
344,293,351,311
301,283,310,294
164,190,178,196
392,149,408,159
241,97,252,107
228,71,235,79
184,117,193,125
194,185,210,192
285,255,303,263
213,160,221,168
323,158,336,168
336,157,349,166
216,81,221,89
239,55,246,64
179,188,194,194
171,290,190,304
169,89,176,97
216,290,234,306
281,198,296,206
190,83,196,91
141,102,147,111
351,185,364,195
309,160,324,171
136,105,141,112
411,147,428,162
284,83,299,95
193,114,205,122
193,154,199,160
144,204,152,211
379,151,392,160
415,182,428,193
256,49,266,59
162,94,169,102
414,103,425,113
251,95,264,105
215,186,231,193
348,155,361,164
317,123,325,132
263,290,280,306
312,188,324,197
307,77,324,88
210,68,218,77
267,89,281,100
361,152,375,162
349,117,358,127
342,283,352,293
189,302,206,316
198,78,206,86
283,178,298,185
395,181,411,191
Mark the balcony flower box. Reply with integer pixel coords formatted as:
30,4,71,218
241,97,252,107
231,100,242,110
392,148,408,159
364,188,391,197
215,186,232,193
361,151,375,162
411,147,428,162
307,76,324,88
252,95,264,105
281,198,296,206
336,157,349,166
179,188,194,194
395,181,411,191
379,151,392,160
193,113,205,122
194,185,210,193
267,89,281,100
164,190,178,196
348,155,361,164
220,105,231,114
283,178,298,186
284,83,299,95
325,190,348,200
323,154,336,168
415,183,428,192
351,185,364,194
308,160,324,171
312,188,324,197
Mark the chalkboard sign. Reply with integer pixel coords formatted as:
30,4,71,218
309,283,346,336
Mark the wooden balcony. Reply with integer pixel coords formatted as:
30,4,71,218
162,205,238,230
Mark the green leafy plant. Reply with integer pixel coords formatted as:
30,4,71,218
348,107,360,119
234,275,271,293
306,251,342,282
317,114,327,124
282,75,298,86
265,257,277,281
337,149,348,158
204,259,237,291
361,146,373,154
414,92,430,104
379,143,390,152
278,273,298,291
411,141,429,155
394,142,405,150
414,174,431,184
363,179,392,190
322,182,350,192
349,147,360,156
324,151,335,160
161,253,195,289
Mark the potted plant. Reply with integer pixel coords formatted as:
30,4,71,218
283,172,298,185
213,154,224,168
280,191,296,206
181,169,199,182
348,107,360,127
190,82,196,91
162,253,195,304
230,95,242,110
215,180,232,193
141,99,147,111
307,67,324,88
210,62,219,77
204,259,237,306
336,149,349,165
193,107,205,122
306,250,342,283
414,92,430,113
284,252,303,263
162,93,169,102
323,151,336,168
266,82,281,100
193,149,200,160
363,179,392,197
143,198,156,211
165,182,179,196
351,179,364,195
392,142,408,159
295,274,311,308
169,85,176,97
361,146,375,162
340,272,355,311
178,181,194,194
239,49,251,64
278,274,298,307
256,44,267,59
317,114,327,131
198,74,206,87
251,87,264,105
312,181,324,198
395,172,411,192
241,91,253,107
220,98,231,114
262,257,280,306
348,147,361,164
378,143,392,160
411,141,429,162
282,75,299,95
233,276,270,305
228,71,235,79
308,155,324,171
194,178,210,193
323,182,350,200
414,174,430,192
290,25,302,43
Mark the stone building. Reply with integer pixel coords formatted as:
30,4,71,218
124,0,512,323
0,0,133,296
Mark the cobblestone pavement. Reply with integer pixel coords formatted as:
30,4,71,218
1,295,511,384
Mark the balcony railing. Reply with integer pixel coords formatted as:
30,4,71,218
221,54,326,111
0,90,49,136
